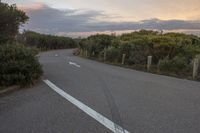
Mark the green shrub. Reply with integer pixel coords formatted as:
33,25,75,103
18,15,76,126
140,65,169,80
196,56,200,80
105,47,121,62
198,64,200,80
78,30,200,79
159,56,189,73
0,44,43,87
18,31,76,50
79,34,115,56
127,43,150,65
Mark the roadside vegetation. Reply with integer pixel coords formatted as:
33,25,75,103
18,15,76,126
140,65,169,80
0,2,75,89
77,30,200,80
0,44,42,87
0,2,43,89
17,31,76,51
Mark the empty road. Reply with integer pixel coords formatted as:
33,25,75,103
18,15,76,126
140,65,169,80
1,49,200,133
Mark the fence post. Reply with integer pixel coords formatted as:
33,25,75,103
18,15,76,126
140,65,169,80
193,58,199,79
147,56,152,71
104,49,107,61
122,54,126,65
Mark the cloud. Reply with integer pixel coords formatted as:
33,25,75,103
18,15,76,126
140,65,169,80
19,3,200,36
21,3,108,33
6,0,200,21
18,2,45,12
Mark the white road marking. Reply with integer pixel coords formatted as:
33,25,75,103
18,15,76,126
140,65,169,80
69,61,80,68
43,79,130,133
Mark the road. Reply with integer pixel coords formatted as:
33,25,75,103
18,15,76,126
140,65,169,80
1,49,200,133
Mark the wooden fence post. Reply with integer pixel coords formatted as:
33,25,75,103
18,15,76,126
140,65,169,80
122,54,126,65
193,58,199,79
147,56,152,71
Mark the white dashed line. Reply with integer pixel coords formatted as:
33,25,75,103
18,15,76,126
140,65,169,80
69,61,81,68
43,79,130,133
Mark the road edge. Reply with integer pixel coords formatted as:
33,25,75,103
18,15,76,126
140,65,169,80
0,85,20,96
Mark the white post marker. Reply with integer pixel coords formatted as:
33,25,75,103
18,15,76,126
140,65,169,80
69,61,81,68
43,79,130,133
147,56,152,71
122,54,126,65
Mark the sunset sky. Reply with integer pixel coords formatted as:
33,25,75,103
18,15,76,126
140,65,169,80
3,0,200,37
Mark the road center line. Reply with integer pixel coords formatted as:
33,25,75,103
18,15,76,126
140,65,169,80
69,61,81,68
43,79,130,133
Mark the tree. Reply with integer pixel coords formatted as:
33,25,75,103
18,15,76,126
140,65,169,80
0,2,29,44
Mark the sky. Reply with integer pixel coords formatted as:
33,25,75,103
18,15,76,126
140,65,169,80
3,0,200,37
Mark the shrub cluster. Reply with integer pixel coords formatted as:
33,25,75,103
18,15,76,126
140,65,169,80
0,44,43,87
79,34,115,57
158,56,190,73
18,31,77,50
78,30,200,77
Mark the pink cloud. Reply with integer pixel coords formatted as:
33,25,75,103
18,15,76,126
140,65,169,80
17,2,45,12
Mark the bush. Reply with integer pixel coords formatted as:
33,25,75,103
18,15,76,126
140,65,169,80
78,34,115,56
18,31,76,50
0,44,43,87
106,47,121,62
78,30,200,79
126,42,150,65
198,64,200,80
196,56,200,80
159,56,189,73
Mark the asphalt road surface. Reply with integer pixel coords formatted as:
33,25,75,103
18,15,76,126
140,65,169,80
1,49,200,133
